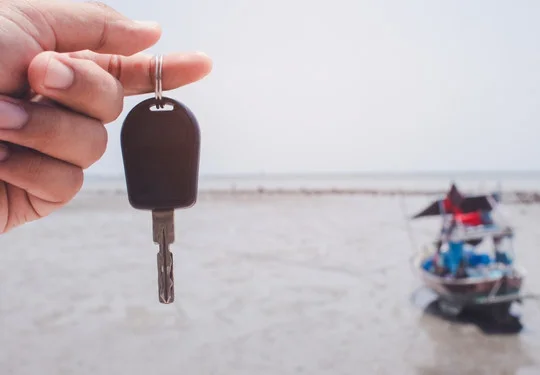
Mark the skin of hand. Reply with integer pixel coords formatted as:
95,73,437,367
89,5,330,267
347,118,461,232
0,0,213,234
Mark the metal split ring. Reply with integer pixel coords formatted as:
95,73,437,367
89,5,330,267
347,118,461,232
154,54,164,108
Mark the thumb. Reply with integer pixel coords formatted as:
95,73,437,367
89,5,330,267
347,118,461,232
16,0,162,55
0,0,162,96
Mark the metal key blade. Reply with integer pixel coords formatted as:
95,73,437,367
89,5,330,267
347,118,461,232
152,209,175,304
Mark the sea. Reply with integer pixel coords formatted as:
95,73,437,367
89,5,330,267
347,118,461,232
1,172,540,374
81,171,540,194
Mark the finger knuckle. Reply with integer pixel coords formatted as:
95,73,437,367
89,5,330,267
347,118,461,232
26,153,82,204
84,123,108,168
84,1,120,51
57,166,84,203
68,167,84,200
54,166,83,204
94,123,108,159
103,82,124,123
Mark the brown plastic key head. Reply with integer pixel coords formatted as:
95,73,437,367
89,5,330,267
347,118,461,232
120,97,200,210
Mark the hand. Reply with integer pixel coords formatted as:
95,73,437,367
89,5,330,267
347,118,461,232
0,0,213,233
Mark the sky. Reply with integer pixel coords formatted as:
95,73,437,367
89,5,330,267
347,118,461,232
87,0,540,176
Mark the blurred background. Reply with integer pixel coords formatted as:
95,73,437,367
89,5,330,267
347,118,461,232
2,1,540,374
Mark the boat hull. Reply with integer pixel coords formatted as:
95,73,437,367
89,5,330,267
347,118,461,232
412,251,525,318
422,271,523,305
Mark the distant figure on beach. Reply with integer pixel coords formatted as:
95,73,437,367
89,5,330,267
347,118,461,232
0,0,212,234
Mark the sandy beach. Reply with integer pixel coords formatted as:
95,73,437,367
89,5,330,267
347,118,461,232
1,190,540,374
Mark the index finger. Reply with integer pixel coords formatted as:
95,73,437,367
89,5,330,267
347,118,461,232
67,51,213,96
13,0,162,55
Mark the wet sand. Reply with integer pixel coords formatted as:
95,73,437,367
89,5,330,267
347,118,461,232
1,192,540,374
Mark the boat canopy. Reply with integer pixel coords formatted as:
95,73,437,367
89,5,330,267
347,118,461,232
411,184,500,219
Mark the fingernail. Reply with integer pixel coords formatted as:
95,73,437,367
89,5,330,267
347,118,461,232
194,51,209,57
133,20,161,29
0,143,9,161
0,100,28,129
44,58,74,89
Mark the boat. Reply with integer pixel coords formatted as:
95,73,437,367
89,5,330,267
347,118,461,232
409,183,533,324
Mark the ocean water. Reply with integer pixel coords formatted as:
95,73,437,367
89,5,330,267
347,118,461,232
82,171,540,194
1,174,540,374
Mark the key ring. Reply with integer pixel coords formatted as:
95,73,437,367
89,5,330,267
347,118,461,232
154,54,164,108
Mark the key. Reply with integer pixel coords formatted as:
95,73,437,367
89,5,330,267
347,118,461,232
120,55,200,303
152,209,175,303
121,97,200,303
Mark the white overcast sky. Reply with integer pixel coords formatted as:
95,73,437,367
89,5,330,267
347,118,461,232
86,0,540,176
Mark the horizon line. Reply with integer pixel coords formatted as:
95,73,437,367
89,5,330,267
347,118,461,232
85,169,540,179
